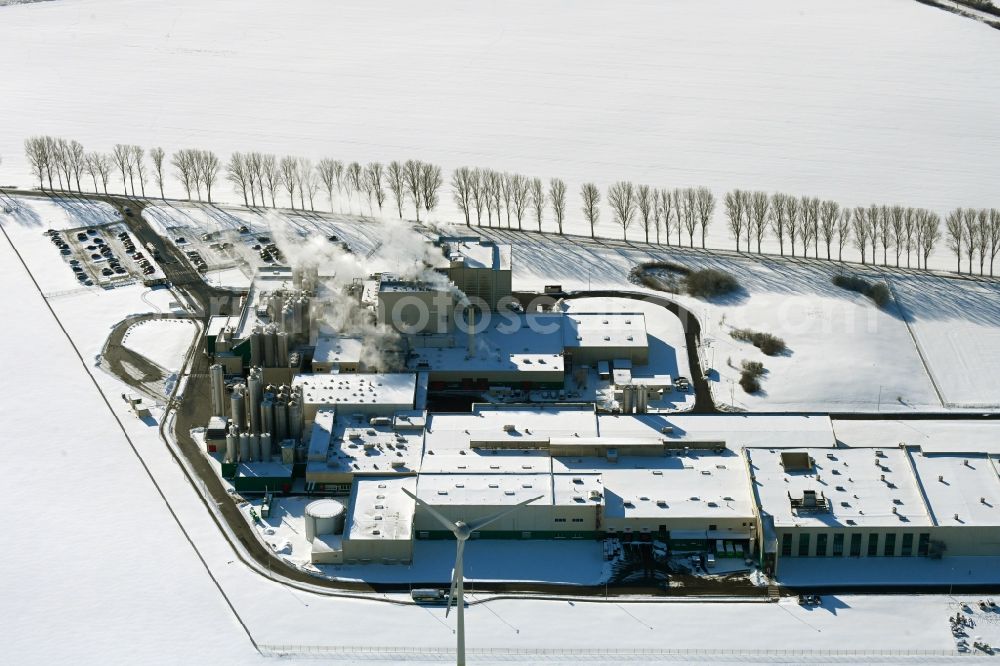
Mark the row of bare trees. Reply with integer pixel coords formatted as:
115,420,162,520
944,208,1000,276
24,136,169,199
723,191,946,270
579,184,716,244
450,167,569,233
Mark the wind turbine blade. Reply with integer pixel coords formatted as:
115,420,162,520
466,495,544,533
402,487,459,535
445,538,465,619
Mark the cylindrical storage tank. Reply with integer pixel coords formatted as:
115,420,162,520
247,368,263,433
282,305,294,335
260,432,273,460
306,499,346,539
230,387,246,431
225,429,237,463
274,400,288,441
276,331,289,366
210,364,226,417
280,440,296,465
288,400,303,440
621,385,634,414
250,433,261,462
238,432,251,462
263,331,276,367
260,398,275,435
636,387,649,413
250,329,263,367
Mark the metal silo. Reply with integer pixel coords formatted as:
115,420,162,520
260,397,275,436
288,399,303,441
209,364,226,417
225,427,238,463
247,367,263,433
274,399,288,442
260,432,272,460
276,331,289,367
230,385,246,431
238,431,251,462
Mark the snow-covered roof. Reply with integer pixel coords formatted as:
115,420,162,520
910,452,1000,527
293,372,417,408
834,419,1000,455
439,238,512,271
308,411,423,476
416,473,556,507
553,452,754,520
563,312,647,350
597,413,836,450
749,448,931,528
313,335,363,365
346,476,416,542
306,407,335,462
423,404,598,455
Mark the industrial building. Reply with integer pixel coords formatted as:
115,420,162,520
434,236,513,311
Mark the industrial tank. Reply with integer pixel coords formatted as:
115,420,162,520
304,499,346,541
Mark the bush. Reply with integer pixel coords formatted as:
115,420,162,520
684,268,741,299
831,274,892,309
731,328,787,356
741,360,765,377
739,373,761,394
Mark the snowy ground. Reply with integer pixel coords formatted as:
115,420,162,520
121,318,197,372
2,0,1000,272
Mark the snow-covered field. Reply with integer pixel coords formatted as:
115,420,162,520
3,0,1000,271
121,318,197,372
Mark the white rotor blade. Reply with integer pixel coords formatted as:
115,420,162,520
402,487,459,535
445,538,465,619
467,495,544,533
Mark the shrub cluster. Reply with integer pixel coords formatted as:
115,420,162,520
832,274,891,308
739,359,765,394
731,328,787,356
684,268,740,298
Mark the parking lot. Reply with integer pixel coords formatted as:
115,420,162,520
167,225,285,275
44,222,166,289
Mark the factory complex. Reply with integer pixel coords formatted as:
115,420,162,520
192,234,1000,583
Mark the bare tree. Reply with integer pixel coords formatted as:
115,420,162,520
508,173,529,229
875,205,890,266
852,206,870,264
608,181,636,240
488,170,503,227
366,162,386,214
549,178,566,234
65,140,85,192
345,161,363,212
864,205,880,264
149,147,165,198
920,211,941,270
386,161,406,218
889,206,905,267
800,196,819,258
470,168,486,226
296,158,313,210
420,163,443,215
785,195,800,256
636,185,655,243
54,138,71,190
227,152,250,205
987,209,1000,277
451,167,474,226
260,154,279,207
303,165,320,211
769,193,788,256
403,160,423,221
171,149,197,200
961,207,978,274
974,209,990,275
818,200,840,260
500,173,514,227
317,158,338,212
945,208,963,273
83,152,100,193
529,177,544,232
24,137,49,189
901,207,916,268
279,156,298,209
580,182,600,238
130,145,147,197
835,207,851,262
660,189,675,246
695,187,716,248
112,144,132,194
724,189,746,251
749,191,769,254
197,150,220,203
680,188,699,247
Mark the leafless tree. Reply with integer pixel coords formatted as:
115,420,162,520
451,167,474,226
296,158,313,210
769,193,788,256
421,163,443,215
65,140,85,192
864,205,881,264
889,205,905,267
24,136,49,189
549,178,566,234
724,189,746,251
227,152,250,205
261,154,279,207
749,191,769,254
366,162,386,214
945,208,963,273
197,150,220,203
317,158,338,212
112,144,132,194
695,187,715,248
785,195,800,256
386,161,406,218
681,188,699,247
529,177,544,232
149,147,165,198
608,181,636,240
470,168,486,226
83,152,101,193
800,196,819,257
500,173,514,227
279,156,298,209
171,149,197,200
636,185,655,243
403,160,423,221
345,161,363,212
131,145,148,197
580,182,600,238
986,209,1000,277
659,189,675,246
488,170,503,226
920,211,941,270
506,173,528,229
852,206,870,264
53,138,71,190
835,207,851,262
818,200,840,260
961,208,978,274
902,207,916,268
874,205,891,266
